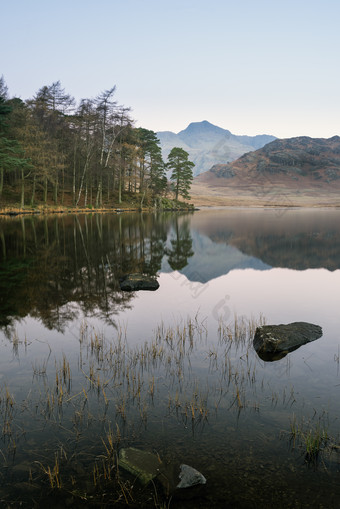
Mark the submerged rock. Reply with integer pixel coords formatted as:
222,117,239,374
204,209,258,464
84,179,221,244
176,464,207,489
119,273,159,291
118,447,162,485
253,322,322,361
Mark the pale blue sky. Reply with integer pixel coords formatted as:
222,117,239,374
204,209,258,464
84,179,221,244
1,0,339,138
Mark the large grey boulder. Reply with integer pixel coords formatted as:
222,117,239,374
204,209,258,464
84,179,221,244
119,273,159,291
253,322,322,361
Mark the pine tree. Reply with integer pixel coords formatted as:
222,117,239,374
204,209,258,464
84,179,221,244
136,128,166,197
0,94,32,201
167,147,194,200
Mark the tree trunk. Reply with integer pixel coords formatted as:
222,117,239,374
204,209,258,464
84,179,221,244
21,169,25,208
96,176,102,208
140,191,145,210
30,174,36,206
44,177,48,204
118,168,122,204
76,158,89,207
73,142,77,205
54,175,58,205
61,168,65,205
90,176,92,207
0,167,3,197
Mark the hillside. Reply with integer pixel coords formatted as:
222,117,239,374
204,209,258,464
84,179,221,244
157,120,275,176
209,136,340,180
191,136,340,207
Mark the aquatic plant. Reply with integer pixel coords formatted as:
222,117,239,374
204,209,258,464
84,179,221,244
287,414,330,464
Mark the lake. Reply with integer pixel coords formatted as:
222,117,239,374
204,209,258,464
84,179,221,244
0,208,340,508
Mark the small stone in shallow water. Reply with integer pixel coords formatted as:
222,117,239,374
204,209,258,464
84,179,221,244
118,447,162,485
176,464,207,488
119,273,159,291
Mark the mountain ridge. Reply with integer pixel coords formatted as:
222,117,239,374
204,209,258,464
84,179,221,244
190,135,340,206
207,135,340,182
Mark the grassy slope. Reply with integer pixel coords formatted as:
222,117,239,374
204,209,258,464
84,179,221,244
190,171,340,207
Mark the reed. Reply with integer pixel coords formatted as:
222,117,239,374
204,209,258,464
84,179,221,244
303,424,329,462
38,452,62,489
287,414,330,463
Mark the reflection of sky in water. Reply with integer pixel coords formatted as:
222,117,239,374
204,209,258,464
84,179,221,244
113,268,340,345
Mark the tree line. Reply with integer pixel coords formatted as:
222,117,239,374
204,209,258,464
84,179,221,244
0,76,194,208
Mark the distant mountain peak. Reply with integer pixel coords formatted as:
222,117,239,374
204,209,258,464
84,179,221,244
184,120,218,129
156,121,276,176
178,120,230,137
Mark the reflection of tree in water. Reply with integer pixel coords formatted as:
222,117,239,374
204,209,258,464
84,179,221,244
0,213,174,331
166,217,194,271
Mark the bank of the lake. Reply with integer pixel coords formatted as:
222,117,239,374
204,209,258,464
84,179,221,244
190,180,340,208
0,198,196,217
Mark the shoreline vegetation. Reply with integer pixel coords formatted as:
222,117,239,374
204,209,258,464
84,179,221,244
0,78,196,216
1,191,340,216
0,198,196,217
2,200,340,217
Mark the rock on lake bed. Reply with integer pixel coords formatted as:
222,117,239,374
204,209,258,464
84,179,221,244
253,322,323,361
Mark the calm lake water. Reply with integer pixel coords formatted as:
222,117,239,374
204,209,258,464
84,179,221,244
0,208,340,508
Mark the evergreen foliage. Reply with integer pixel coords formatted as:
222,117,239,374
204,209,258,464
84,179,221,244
0,96,33,201
167,147,195,200
0,77,193,209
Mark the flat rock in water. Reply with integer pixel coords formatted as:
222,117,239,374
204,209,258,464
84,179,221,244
119,273,159,291
176,464,207,489
253,321,322,361
118,448,162,485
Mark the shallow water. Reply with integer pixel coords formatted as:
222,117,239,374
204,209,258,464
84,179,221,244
0,209,340,508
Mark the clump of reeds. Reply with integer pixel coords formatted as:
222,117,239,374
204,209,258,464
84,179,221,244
287,414,330,464
37,452,62,489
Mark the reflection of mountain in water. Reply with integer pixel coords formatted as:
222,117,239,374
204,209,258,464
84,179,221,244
229,231,340,271
162,230,270,283
189,209,340,273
